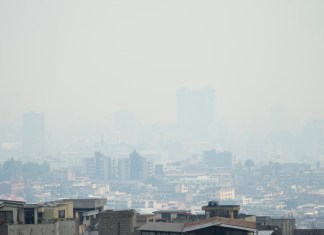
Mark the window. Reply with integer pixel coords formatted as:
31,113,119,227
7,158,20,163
0,211,14,224
142,232,155,235
161,213,171,221
37,212,43,223
58,210,65,219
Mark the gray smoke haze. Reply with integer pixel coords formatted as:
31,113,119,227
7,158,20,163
1,0,323,135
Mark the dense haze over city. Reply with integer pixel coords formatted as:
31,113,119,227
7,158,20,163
1,1,324,234
1,1,324,164
1,0,323,129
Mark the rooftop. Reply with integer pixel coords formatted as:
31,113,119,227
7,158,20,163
139,216,257,233
0,199,26,208
184,216,256,231
138,222,184,233
153,210,191,214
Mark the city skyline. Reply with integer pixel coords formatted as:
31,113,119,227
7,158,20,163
0,1,323,135
1,1,324,233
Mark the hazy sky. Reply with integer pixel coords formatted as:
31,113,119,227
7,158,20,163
1,0,323,132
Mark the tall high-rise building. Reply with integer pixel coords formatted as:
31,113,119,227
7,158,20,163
22,112,45,157
302,120,324,160
129,149,142,180
83,152,113,182
129,149,154,181
118,158,130,181
176,88,216,141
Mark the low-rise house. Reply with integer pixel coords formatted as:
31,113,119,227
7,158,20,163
256,216,295,235
0,199,78,235
202,201,240,219
153,210,192,222
138,216,257,235
24,201,73,224
62,198,107,229
0,200,25,225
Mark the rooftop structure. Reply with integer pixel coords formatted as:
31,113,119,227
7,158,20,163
202,201,240,219
153,209,191,222
138,216,257,235
98,209,135,235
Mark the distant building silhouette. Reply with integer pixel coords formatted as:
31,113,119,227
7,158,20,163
22,112,45,157
118,158,131,181
303,120,324,158
83,152,113,182
129,149,154,181
176,88,216,141
203,150,232,168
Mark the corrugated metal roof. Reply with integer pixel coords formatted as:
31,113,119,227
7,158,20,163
184,216,256,230
153,210,191,214
138,222,185,232
138,216,257,233
258,230,275,235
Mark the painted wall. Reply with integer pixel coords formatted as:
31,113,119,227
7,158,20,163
8,220,78,235
41,202,73,220
0,206,24,224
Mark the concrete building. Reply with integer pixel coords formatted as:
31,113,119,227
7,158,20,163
138,216,257,235
24,201,73,224
140,158,154,182
1,220,79,235
129,149,154,181
52,168,75,183
84,152,113,182
0,200,74,225
0,199,78,235
294,229,324,235
153,210,191,222
62,198,107,227
118,158,131,181
217,188,236,201
135,213,155,229
256,216,295,235
0,200,25,224
202,201,240,219
203,150,232,168
98,209,135,235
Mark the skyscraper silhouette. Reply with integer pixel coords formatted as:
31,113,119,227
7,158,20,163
22,112,45,157
176,88,216,141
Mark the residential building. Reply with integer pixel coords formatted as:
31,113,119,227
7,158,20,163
0,199,78,235
129,149,154,181
83,152,113,182
203,150,232,168
118,158,131,181
153,210,191,222
256,216,295,235
138,216,257,235
0,200,25,224
98,209,135,235
217,188,236,201
202,201,240,219
62,198,107,226
24,201,73,224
